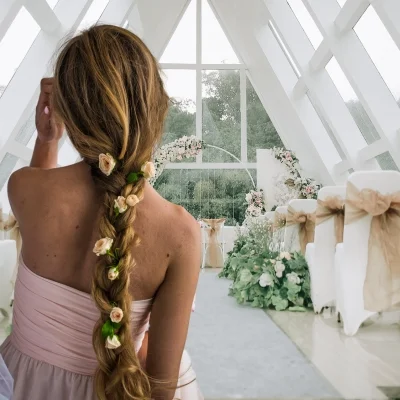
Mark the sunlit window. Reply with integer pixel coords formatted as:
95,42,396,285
0,7,40,98
286,0,323,49
325,57,380,144
354,6,400,104
375,152,399,171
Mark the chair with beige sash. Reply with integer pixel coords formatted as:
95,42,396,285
265,211,275,222
305,186,345,313
284,199,317,254
202,218,226,268
335,171,400,336
272,206,287,251
0,209,20,318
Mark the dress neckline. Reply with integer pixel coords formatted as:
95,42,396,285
19,256,153,304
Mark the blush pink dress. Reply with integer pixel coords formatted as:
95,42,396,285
0,259,203,400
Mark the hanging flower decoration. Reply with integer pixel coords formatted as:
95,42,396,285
244,189,266,217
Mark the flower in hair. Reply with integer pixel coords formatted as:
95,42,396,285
114,196,128,214
108,266,119,281
110,307,124,323
93,237,113,256
105,335,121,349
126,194,140,207
99,153,117,176
141,161,155,179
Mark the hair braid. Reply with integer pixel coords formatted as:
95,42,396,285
53,25,169,400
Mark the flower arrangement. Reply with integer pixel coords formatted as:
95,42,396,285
245,189,266,217
272,147,321,200
150,135,204,185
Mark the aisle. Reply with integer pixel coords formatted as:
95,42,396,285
185,270,339,399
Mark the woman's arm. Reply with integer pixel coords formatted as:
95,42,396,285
30,78,64,169
146,210,201,400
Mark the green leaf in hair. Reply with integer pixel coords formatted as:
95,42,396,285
101,320,114,339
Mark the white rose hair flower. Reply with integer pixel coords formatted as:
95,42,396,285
99,153,117,176
93,238,113,256
126,194,140,207
108,267,119,281
110,307,124,323
114,196,128,214
141,161,155,179
105,335,121,349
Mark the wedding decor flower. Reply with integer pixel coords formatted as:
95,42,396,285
150,135,204,185
110,307,124,323
219,216,312,312
272,147,321,200
114,196,128,214
244,189,266,217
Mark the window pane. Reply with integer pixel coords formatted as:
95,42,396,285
154,169,256,225
286,0,323,49
326,57,380,144
202,0,239,64
202,70,241,162
160,0,196,63
0,7,40,98
307,91,346,160
162,70,196,152
354,7,400,103
247,77,283,162
375,152,399,171
77,0,109,32
46,0,59,9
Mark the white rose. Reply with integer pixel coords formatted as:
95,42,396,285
99,153,116,176
245,193,252,203
270,259,276,265
108,267,119,281
126,194,140,207
280,252,292,260
141,161,155,179
114,196,128,214
110,307,124,323
105,335,121,349
259,273,273,287
274,261,285,278
93,237,113,256
287,272,300,285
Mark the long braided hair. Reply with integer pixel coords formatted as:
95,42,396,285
53,25,169,399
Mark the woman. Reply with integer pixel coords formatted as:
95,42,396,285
0,25,202,400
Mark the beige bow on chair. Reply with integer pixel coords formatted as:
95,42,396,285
345,182,400,312
286,206,316,255
273,211,287,232
202,218,225,268
316,196,345,245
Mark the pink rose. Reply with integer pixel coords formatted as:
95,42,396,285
110,307,124,323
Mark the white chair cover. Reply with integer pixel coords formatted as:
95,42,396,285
306,186,346,313
265,211,275,222
335,171,400,336
202,218,225,268
284,199,317,253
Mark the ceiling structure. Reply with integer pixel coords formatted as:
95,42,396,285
1,0,400,213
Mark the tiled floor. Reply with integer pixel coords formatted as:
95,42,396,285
267,308,400,400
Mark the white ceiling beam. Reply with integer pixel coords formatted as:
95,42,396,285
25,0,60,33
309,40,332,72
99,0,136,26
357,138,391,162
335,0,369,34
127,3,143,37
0,0,23,43
292,77,307,99
303,0,400,170
7,140,33,163
371,0,400,52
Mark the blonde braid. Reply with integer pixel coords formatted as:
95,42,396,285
53,25,169,400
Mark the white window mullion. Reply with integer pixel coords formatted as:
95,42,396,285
196,0,202,163
240,69,247,163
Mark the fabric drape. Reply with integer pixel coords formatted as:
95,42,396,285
202,218,225,268
286,206,316,255
345,182,400,312
316,196,345,245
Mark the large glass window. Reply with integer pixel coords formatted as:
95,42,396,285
354,7,400,104
0,7,40,99
325,57,380,144
202,70,241,162
154,169,256,225
286,0,323,49
375,152,399,171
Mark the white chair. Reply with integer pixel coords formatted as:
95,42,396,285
306,186,346,313
335,171,400,336
284,199,317,253
0,240,17,318
272,206,287,251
